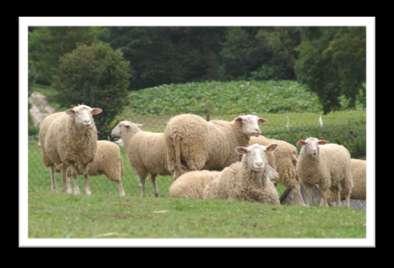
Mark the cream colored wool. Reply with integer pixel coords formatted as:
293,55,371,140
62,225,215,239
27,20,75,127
250,135,298,187
328,159,366,201
202,144,280,204
165,114,264,179
42,105,101,195
111,121,169,197
169,170,221,198
297,139,353,207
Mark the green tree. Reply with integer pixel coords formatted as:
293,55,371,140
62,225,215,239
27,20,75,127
29,27,105,85
295,27,366,113
54,42,131,138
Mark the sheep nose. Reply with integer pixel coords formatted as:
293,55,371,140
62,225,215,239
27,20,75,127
255,162,263,167
83,120,91,125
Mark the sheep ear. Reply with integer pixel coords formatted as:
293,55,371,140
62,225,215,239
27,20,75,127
66,108,75,116
234,116,243,126
235,146,249,155
91,107,103,116
266,143,278,151
258,117,267,124
318,139,328,145
297,140,306,146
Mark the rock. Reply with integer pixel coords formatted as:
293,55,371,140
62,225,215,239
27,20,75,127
29,92,55,127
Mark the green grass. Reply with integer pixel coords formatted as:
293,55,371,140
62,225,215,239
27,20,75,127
29,140,366,238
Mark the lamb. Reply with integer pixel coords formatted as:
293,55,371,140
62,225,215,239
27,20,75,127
296,137,353,207
202,143,280,204
40,104,102,195
249,135,304,206
164,113,266,179
169,170,221,199
111,120,169,197
53,141,126,196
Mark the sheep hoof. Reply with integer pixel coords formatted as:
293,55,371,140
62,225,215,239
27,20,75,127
85,190,92,196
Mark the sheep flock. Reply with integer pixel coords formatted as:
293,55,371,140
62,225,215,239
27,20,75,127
38,107,366,210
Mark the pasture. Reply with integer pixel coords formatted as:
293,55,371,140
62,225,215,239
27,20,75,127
28,110,366,238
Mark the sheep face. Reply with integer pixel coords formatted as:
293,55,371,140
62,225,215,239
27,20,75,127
234,115,266,137
236,143,278,172
111,120,142,139
298,137,328,159
66,105,102,129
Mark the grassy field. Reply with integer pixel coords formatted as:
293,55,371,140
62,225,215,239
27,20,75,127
28,81,366,238
28,133,366,238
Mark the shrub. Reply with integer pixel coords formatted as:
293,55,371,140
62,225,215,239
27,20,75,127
54,42,131,138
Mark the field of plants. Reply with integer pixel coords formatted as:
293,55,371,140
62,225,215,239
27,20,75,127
28,80,367,238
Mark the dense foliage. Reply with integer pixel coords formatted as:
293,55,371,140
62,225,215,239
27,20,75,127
54,43,131,138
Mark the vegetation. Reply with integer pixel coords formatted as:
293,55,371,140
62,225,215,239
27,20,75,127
54,42,131,138
28,141,365,238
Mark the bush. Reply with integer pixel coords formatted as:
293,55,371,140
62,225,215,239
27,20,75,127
54,42,131,138
264,113,366,158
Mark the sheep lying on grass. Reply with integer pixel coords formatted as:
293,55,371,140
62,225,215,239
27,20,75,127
202,143,280,204
165,113,266,179
39,105,102,195
296,137,353,207
250,135,304,206
169,170,221,199
111,120,169,197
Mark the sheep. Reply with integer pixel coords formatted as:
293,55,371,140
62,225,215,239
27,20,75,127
169,170,221,199
202,143,280,205
296,137,353,207
164,113,266,179
325,159,366,202
38,111,64,191
40,104,102,195
111,120,169,197
249,135,305,206
53,140,126,196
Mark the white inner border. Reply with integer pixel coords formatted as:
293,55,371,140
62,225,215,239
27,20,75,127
19,17,375,247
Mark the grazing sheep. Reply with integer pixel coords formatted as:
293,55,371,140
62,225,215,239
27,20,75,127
202,144,280,205
111,120,169,197
41,105,102,195
250,135,304,206
165,113,266,179
54,141,125,196
296,137,353,207
169,170,221,199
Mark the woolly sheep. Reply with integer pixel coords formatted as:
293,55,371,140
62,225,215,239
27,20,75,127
202,143,280,204
164,113,266,179
250,135,304,206
169,170,221,199
41,105,102,195
296,137,353,207
54,140,126,196
111,120,169,197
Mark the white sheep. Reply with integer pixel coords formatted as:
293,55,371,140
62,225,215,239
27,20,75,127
296,137,353,207
53,140,126,196
164,113,266,179
202,143,280,204
40,104,102,195
250,135,304,206
111,120,169,197
169,170,221,199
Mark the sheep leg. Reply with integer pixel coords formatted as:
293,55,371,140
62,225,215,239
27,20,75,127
83,174,92,196
139,176,146,198
319,190,329,207
116,181,126,197
151,174,159,197
72,175,80,195
49,166,56,192
63,166,73,194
